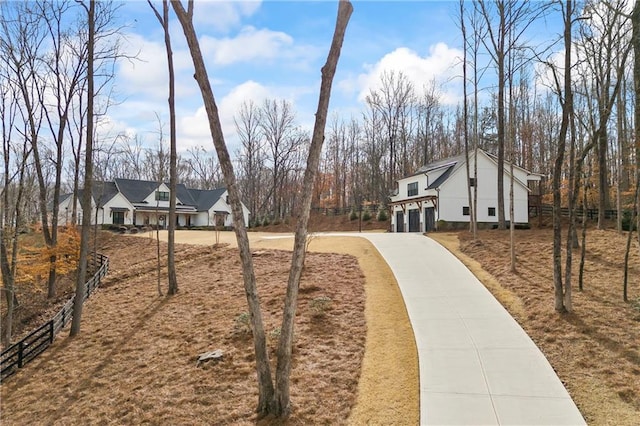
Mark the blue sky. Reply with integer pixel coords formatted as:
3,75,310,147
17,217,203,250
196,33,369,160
104,1,528,154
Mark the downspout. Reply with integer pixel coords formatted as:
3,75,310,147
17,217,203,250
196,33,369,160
435,188,440,230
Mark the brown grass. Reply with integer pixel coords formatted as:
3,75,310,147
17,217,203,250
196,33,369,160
1,233,368,424
1,230,418,424
431,228,640,425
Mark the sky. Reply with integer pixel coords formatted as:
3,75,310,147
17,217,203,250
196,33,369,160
104,0,554,155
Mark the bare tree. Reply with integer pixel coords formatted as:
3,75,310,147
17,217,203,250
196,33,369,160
259,98,300,220
170,0,352,417
0,75,30,347
459,1,475,239
624,0,640,301
578,0,632,229
551,0,575,313
365,70,415,195
235,100,265,219
477,0,545,229
70,0,96,336
149,0,178,295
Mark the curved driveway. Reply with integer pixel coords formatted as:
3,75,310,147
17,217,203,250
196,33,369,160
359,233,585,425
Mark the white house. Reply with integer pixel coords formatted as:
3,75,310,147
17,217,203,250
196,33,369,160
56,178,250,228
389,149,542,232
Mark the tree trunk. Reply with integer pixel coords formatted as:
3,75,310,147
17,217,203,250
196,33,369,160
625,0,640,302
149,0,177,295
622,181,638,302
578,167,588,292
273,1,352,417
70,0,95,337
171,0,275,415
460,1,474,237
553,0,573,313
632,1,640,250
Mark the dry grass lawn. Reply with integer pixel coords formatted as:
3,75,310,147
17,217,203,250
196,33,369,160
1,231,417,425
4,224,636,425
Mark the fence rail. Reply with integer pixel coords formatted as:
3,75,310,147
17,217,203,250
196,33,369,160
1,253,109,382
530,204,633,220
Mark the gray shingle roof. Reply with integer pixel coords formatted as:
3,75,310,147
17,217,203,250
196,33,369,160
427,165,455,189
114,178,160,203
188,187,227,211
68,179,231,213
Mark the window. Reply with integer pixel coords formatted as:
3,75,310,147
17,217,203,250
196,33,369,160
113,211,125,225
155,191,169,201
488,207,496,217
407,182,418,197
469,178,476,187
463,206,470,216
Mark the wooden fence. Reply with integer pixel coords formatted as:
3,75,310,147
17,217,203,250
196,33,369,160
0,253,109,382
530,204,630,220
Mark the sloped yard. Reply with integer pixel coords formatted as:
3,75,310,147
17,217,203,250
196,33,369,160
1,234,369,424
433,228,640,425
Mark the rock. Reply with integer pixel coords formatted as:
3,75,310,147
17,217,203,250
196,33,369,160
197,349,223,366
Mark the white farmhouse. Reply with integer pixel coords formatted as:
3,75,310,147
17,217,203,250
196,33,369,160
389,149,542,232
56,178,249,228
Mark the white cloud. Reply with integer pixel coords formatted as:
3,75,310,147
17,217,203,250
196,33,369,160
192,0,262,33
342,43,464,105
200,26,294,65
117,32,196,100
177,80,272,152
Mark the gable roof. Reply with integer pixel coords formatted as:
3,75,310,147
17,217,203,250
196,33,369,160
114,178,162,203
413,152,465,176
92,181,119,207
70,181,119,208
188,187,227,211
427,165,455,190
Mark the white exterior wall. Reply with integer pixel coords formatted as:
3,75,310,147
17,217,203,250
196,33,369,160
98,193,134,225
435,154,530,224
142,183,172,209
56,197,98,226
56,196,78,226
390,150,531,231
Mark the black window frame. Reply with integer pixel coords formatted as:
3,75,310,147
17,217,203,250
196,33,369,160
488,207,496,217
113,211,125,225
463,206,470,216
155,191,169,201
469,177,476,187
407,181,419,197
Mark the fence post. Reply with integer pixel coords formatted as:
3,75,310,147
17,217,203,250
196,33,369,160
18,340,24,368
49,320,54,344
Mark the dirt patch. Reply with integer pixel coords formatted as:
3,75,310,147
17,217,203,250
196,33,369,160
431,228,640,425
1,231,417,424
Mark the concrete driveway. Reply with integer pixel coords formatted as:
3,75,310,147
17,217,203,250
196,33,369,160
360,232,585,425
163,230,586,425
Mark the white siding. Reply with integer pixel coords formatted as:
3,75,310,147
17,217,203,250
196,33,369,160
391,149,532,231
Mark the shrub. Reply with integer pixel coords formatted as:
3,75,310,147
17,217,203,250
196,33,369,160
362,210,371,221
437,219,448,231
349,210,358,221
262,217,270,227
377,209,388,221
310,295,332,318
269,327,281,345
233,312,252,335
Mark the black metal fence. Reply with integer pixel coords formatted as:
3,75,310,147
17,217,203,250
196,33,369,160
0,253,109,382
